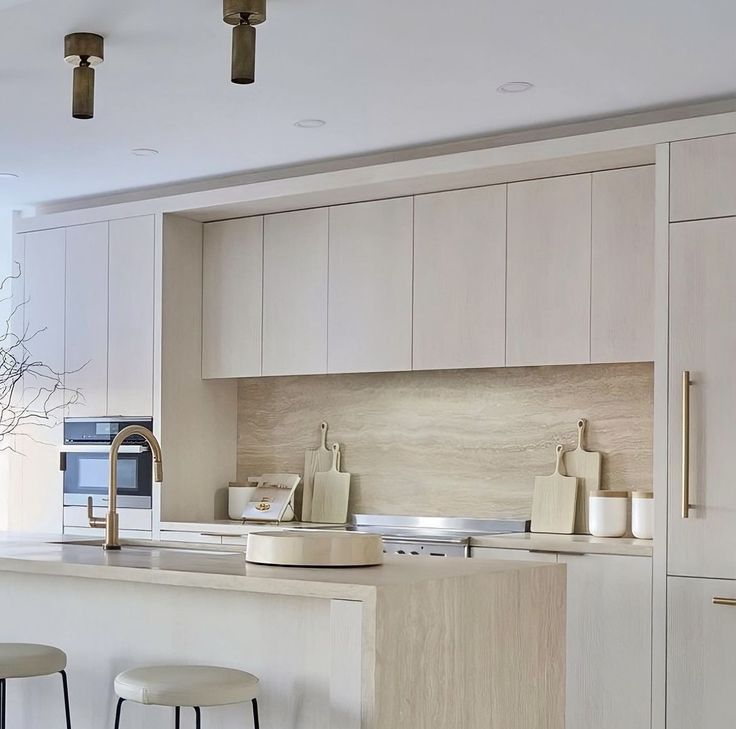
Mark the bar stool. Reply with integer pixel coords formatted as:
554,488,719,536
0,643,72,729
113,665,260,728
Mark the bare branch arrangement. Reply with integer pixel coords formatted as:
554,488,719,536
0,263,81,453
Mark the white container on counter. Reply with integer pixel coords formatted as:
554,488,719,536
588,490,629,537
631,491,654,539
228,484,257,520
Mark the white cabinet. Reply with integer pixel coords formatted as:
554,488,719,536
262,209,328,376
202,217,263,379
65,222,109,415
561,553,651,729
591,167,655,363
667,576,736,728
668,217,736,579
413,186,506,370
328,198,413,374
469,547,557,563
506,174,592,366
670,134,736,222
108,216,155,415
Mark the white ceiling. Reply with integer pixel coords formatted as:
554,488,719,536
1,0,735,210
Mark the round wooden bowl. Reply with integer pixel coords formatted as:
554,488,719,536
245,531,384,567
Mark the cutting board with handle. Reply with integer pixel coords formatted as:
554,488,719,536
563,418,602,534
302,421,333,522
531,444,579,534
311,443,351,525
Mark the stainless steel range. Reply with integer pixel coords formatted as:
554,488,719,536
345,514,530,558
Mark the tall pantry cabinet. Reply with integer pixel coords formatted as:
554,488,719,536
665,133,736,728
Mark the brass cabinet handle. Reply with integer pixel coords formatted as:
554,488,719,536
713,597,736,606
682,371,692,519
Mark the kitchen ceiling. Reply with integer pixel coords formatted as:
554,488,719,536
0,0,735,210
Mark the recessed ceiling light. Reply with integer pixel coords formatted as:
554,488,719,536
294,119,326,129
131,148,159,157
497,81,534,94
0,172,19,180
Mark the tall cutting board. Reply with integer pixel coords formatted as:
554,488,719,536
531,445,578,534
563,419,602,534
302,422,333,522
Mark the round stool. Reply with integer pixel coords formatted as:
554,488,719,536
113,665,260,728
0,643,71,729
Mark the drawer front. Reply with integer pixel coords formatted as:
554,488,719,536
64,506,152,531
668,576,736,728
670,134,736,221
159,531,223,544
470,547,557,562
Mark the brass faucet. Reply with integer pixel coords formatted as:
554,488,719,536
87,425,163,551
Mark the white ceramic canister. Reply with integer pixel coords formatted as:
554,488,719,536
228,484,257,520
588,490,629,537
631,491,654,539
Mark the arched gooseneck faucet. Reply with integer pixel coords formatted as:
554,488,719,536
87,425,163,550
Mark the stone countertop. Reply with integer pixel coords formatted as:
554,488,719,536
0,535,556,601
470,531,653,556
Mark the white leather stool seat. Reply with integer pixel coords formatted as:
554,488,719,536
114,665,259,707
0,643,67,679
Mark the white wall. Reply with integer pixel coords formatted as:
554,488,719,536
0,209,13,530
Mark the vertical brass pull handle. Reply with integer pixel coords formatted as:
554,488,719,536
682,371,691,519
713,597,736,606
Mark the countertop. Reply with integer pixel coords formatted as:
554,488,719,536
470,531,653,556
0,535,553,601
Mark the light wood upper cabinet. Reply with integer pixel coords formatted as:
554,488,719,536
328,198,413,374
506,174,592,366
668,217,736,580
591,166,655,363
202,217,263,379
561,553,652,729
262,209,328,376
108,216,155,415
667,576,736,728
65,222,109,415
670,134,736,222
413,186,506,371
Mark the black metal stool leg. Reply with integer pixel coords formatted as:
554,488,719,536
0,678,5,729
194,706,201,729
113,698,125,729
251,698,259,729
60,671,72,729
175,706,181,729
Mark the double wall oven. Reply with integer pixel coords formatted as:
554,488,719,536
60,417,154,509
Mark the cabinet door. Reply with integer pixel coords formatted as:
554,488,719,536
591,167,655,363
506,175,592,366
17,228,66,532
561,553,652,729
667,576,736,728
262,209,328,376
328,198,413,374
202,217,263,379
65,222,108,415
108,216,155,415
670,134,736,222
413,186,506,370
669,218,736,579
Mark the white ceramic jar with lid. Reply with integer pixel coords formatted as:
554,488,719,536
631,491,654,539
588,490,629,537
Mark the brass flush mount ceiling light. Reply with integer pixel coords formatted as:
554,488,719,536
223,0,266,84
64,32,104,119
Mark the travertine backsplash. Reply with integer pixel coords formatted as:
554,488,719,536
237,363,653,519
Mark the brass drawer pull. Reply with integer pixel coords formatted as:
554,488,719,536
682,371,692,519
713,597,736,606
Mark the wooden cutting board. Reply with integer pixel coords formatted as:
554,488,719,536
311,443,351,525
563,419,602,534
531,444,579,534
301,421,333,522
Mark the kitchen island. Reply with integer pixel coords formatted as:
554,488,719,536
0,537,564,729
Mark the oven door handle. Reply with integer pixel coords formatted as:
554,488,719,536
60,445,149,454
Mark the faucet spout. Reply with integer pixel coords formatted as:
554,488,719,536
88,424,163,551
